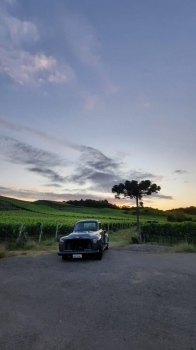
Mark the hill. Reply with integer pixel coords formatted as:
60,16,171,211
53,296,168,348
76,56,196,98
0,195,195,224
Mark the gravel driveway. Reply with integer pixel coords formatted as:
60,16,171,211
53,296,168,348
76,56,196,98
0,247,196,350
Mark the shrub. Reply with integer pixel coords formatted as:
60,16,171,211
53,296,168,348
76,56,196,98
141,222,196,244
167,212,192,222
23,240,40,250
130,236,140,244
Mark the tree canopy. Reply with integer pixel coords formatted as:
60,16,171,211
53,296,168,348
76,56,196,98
112,180,161,234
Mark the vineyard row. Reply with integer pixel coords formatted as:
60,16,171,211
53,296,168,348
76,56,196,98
0,221,135,242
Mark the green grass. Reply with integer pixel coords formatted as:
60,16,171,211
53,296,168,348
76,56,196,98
23,240,41,250
109,227,139,247
22,239,58,251
174,243,196,253
0,238,58,258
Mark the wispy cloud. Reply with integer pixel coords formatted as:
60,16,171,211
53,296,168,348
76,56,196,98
0,120,164,193
42,183,63,188
0,184,173,205
127,170,164,182
63,12,101,67
62,9,118,102
0,136,68,168
3,14,39,45
0,48,75,86
0,118,72,148
65,144,164,192
0,186,111,202
153,194,173,200
0,10,75,86
0,134,122,190
64,144,122,189
174,169,187,174
29,167,66,183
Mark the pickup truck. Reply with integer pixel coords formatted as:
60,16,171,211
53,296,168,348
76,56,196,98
58,219,109,260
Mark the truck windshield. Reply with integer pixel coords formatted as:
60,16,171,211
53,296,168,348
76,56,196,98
74,222,98,231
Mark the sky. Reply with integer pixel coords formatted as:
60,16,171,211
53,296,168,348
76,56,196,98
0,0,196,210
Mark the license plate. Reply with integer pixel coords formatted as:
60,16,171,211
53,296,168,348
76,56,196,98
72,254,82,259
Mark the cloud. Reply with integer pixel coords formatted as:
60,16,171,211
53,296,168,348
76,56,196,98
0,118,73,148
42,183,63,188
74,144,121,168
174,169,187,174
127,170,164,182
152,194,173,200
0,120,164,194
61,9,118,99
69,169,119,190
0,186,110,202
75,145,120,170
3,14,39,46
0,48,75,86
63,12,101,67
65,144,164,193
28,167,66,183
0,185,173,207
0,11,75,86
0,134,122,190
0,136,68,168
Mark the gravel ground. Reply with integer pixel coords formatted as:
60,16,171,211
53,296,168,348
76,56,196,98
117,243,175,253
0,247,196,350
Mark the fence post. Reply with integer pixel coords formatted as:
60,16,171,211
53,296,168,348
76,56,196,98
55,223,59,240
38,223,43,243
16,223,24,244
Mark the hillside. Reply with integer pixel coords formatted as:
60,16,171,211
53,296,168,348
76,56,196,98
0,195,195,224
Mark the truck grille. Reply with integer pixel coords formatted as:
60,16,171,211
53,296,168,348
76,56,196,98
66,239,92,251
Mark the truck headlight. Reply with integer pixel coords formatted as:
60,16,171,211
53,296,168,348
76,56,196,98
60,239,64,244
92,238,98,243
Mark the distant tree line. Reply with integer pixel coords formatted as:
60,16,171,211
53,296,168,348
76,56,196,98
169,206,196,216
66,199,119,209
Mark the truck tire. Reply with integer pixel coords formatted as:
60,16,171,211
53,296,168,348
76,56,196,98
96,246,103,260
62,255,68,261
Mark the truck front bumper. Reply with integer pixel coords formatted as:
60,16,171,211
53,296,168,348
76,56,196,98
58,249,99,256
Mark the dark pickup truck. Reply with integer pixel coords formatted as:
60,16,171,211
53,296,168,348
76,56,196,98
58,219,109,260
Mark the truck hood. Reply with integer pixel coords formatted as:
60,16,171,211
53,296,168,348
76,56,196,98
68,231,98,239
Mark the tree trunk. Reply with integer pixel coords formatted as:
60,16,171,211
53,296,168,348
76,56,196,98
136,197,141,241
136,196,139,230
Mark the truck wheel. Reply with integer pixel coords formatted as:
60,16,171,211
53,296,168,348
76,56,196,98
62,255,68,261
105,244,109,250
96,246,103,260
